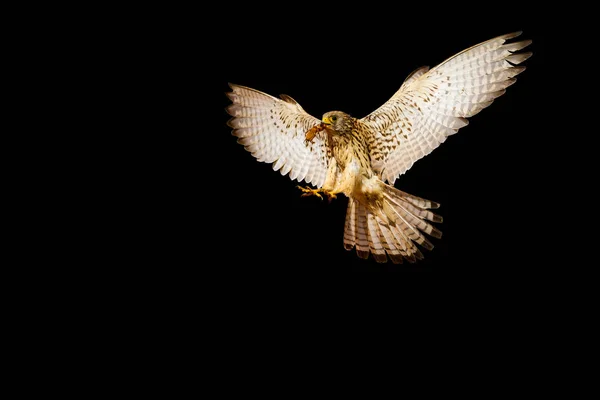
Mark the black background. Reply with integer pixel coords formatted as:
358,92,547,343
84,8,588,367
166,6,559,274
35,6,587,373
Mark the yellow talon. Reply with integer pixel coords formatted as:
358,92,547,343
296,186,337,203
297,185,323,199
324,192,337,203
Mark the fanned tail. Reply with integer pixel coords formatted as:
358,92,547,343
343,185,442,264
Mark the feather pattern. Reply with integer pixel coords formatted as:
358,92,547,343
226,32,531,264
343,186,441,264
226,84,330,187
362,31,532,184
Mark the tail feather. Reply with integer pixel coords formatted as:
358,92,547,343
343,184,442,263
394,189,440,209
354,202,370,260
343,198,357,251
387,203,435,250
367,213,388,263
383,192,443,223
389,224,418,263
391,223,425,262
378,223,404,264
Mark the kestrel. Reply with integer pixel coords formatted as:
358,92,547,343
226,32,532,263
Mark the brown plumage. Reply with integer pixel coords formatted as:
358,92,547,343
226,32,531,263
305,111,442,263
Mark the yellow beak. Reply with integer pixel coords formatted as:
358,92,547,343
322,116,333,125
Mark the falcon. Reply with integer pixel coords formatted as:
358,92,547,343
226,32,532,264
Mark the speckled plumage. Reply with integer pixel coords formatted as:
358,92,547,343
226,32,531,263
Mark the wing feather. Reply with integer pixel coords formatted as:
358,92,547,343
362,32,531,184
226,84,330,187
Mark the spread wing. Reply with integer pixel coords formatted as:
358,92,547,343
361,31,532,184
226,83,330,187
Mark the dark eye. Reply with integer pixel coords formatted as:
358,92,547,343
331,115,337,122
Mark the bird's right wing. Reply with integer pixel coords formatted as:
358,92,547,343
362,32,532,184
226,83,331,187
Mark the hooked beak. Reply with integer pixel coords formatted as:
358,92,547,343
322,116,333,126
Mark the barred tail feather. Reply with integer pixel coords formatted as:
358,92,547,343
343,186,442,264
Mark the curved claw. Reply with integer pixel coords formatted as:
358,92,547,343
297,185,323,200
296,186,337,203
323,192,337,203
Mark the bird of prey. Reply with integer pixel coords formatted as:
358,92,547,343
226,32,532,264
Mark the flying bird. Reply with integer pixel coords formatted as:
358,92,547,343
226,32,532,264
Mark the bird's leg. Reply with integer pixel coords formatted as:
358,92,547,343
297,186,338,203
297,186,323,199
297,155,339,202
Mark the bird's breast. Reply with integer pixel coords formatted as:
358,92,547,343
345,158,361,178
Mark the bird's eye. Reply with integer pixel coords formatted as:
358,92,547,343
331,115,337,122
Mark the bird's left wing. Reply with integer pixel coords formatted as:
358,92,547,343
361,31,532,184
226,83,330,187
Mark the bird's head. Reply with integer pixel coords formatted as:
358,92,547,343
322,111,353,135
